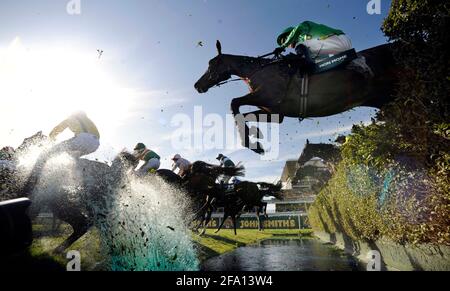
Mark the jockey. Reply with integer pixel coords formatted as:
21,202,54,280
171,154,191,178
23,111,100,193
133,143,161,176
273,21,352,72
48,111,100,157
216,154,235,185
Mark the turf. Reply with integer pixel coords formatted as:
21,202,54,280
5,224,312,271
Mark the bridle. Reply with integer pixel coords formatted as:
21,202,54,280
212,52,281,88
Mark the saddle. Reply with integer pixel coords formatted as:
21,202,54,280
281,49,374,119
282,49,372,76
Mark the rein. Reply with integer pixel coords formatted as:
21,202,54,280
214,78,242,88
213,51,280,88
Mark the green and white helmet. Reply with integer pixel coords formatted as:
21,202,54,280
134,143,146,151
277,27,295,46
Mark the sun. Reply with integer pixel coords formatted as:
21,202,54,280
0,37,137,146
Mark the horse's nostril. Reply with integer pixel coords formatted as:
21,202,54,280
195,84,205,93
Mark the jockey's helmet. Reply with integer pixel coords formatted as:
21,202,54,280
277,27,295,46
172,154,181,161
134,143,146,152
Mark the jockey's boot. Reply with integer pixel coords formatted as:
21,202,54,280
283,54,302,75
283,55,315,76
295,44,316,74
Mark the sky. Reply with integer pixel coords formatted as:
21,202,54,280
0,0,391,182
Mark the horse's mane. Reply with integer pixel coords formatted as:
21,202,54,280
16,131,48,154
190,161,245,180
221,54,275,70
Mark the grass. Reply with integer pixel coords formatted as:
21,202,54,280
194,229,313,262
8,224,312,270
21,224,104,271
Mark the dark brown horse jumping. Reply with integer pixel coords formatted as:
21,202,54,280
195,41,399,154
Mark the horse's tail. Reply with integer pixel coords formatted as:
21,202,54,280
220,162,245,178
257,181,283,200
191,161,245,179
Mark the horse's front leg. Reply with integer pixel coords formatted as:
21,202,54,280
243,110,285,140
200,206,214,236
256,208,262,231
231,94,265,154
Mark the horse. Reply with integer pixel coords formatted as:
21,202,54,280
1,133,136,253
37,151,135,253
0,132,48,202
201,181,282,235
117,155,246,233
195,41,400,154
298,139,342,174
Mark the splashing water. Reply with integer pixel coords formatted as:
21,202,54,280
13,142,199,271
92,174,199,271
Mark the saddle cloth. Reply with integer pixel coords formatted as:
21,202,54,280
314,49,358,74
314,49,374,77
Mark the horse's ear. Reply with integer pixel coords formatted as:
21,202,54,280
216,40,222,55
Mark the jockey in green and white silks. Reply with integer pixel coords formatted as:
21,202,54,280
274,21,352,67
133,143,161,176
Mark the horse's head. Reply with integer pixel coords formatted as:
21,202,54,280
258,181,283,200
298,140,341,165
111,151,139,172
271,181,283,200
16,131,48,153
195,40,233,93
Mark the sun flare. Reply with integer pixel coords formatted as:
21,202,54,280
0,37,137,146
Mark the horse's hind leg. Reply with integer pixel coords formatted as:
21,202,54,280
53,224,90,254
192,206,206,233
256,208,263,231
232,215,238,235
215,212,229,234
263,203,269,218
